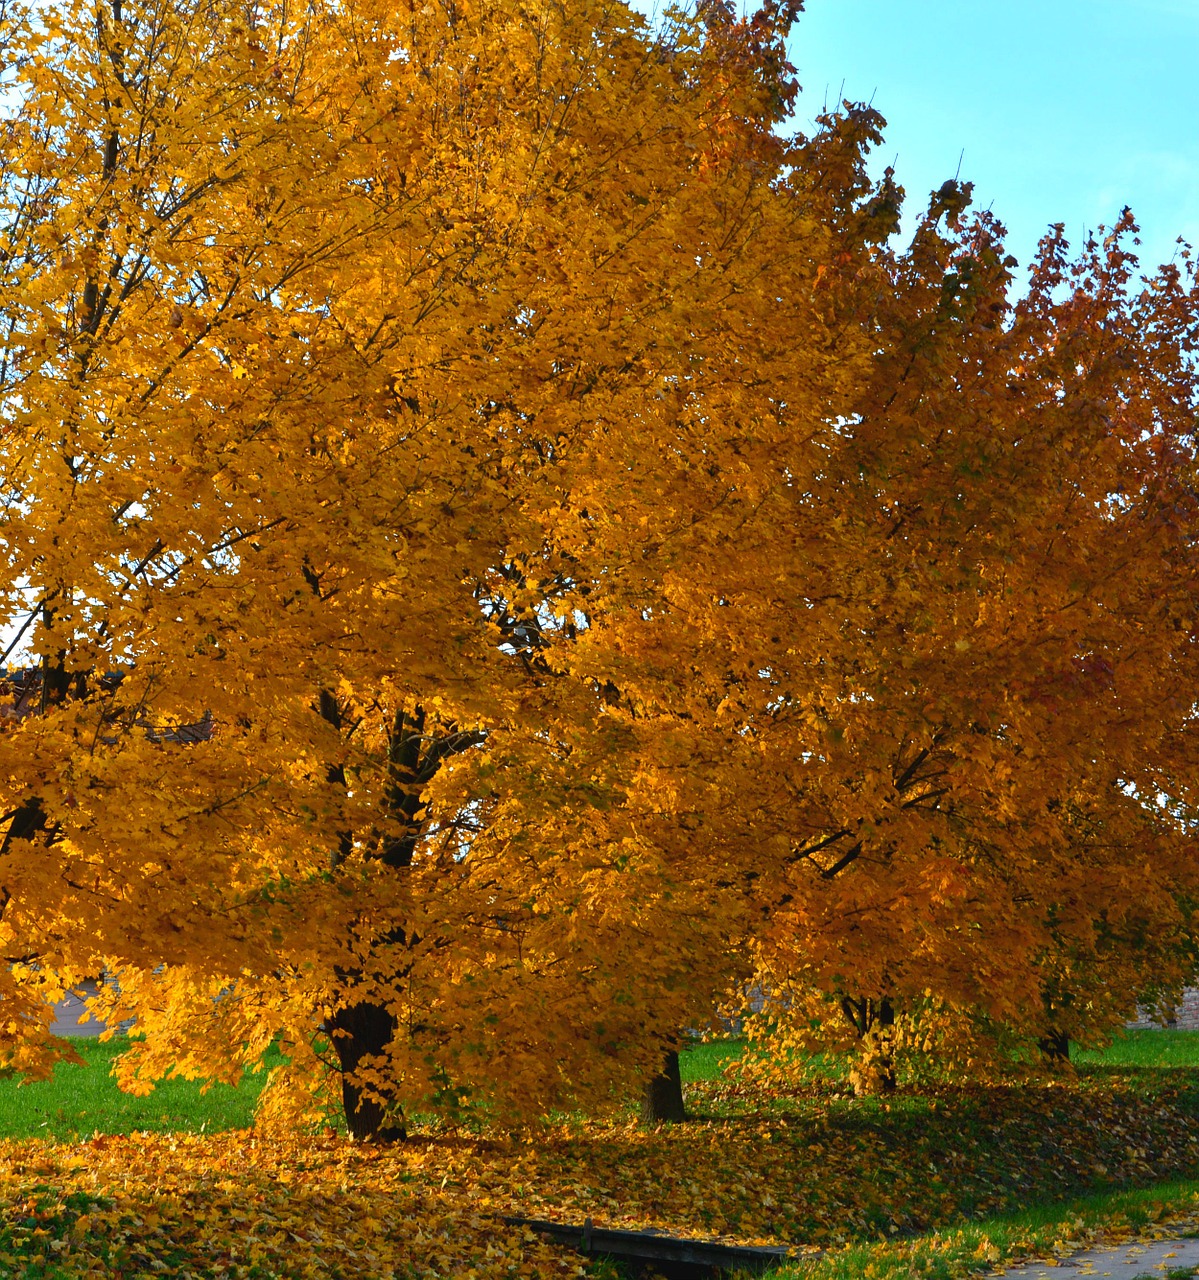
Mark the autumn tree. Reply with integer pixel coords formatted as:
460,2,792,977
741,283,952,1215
7,0,1189,1136
0,0,879,1137
680,194,1199,1089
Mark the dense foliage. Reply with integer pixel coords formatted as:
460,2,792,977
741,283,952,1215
2,0,1198,1140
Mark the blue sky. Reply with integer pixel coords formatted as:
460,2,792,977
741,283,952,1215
786,0,1199,277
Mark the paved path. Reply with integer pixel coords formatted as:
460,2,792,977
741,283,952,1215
49,980,133,1037
994,1237,1199,1276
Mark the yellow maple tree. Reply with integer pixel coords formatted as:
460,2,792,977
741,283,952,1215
0,0,856,1134
7,0,1192,1138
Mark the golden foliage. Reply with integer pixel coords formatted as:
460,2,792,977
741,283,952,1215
2,0,1198,1131
0,0,834,1126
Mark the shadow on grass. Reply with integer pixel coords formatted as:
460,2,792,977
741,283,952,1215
676,1064,1199,1243
1075,1063,1199,1115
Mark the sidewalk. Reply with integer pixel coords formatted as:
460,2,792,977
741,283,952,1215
49,980,134,1037
995,1237,1199,1276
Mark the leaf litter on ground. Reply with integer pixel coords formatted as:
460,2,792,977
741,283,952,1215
4,1067,1199,1278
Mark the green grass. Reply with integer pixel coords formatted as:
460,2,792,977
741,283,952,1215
682,1029,1199,1088
679,1037,745,1082
0,1036,283,1141
681,1036,851,1087
682,1030,1199,1088
3,1029,1194,1147
1078,1029,1199,1069
0,1034,741,1144
777,1178,1199,1279
0,1034,742,1146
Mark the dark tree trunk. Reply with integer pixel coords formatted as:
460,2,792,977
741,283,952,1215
641,1050,687,1124
0,795,51,860
327,1000,407,1142
842,994,897,1095
316,696,485,1141
1038,1028,1070,1064
873,995,897,1093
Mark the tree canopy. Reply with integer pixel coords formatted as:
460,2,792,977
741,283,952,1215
2,0,1197,1136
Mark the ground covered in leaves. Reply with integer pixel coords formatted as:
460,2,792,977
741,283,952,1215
4,1066,1199,1278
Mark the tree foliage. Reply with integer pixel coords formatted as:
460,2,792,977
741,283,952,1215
2,0,1198,1134
0,0,841,1132
716,204,1199,1087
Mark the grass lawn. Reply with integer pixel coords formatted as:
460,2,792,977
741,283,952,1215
3,1028,1187,1144
3,1028,1199,1278
1075,1029,1199,1068
780,1180,1199,1279
0,1037,285,1142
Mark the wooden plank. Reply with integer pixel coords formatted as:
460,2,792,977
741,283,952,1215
503,1215,792,1275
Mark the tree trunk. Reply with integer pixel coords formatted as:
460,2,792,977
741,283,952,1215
640,1050,687,1124
328,1000,407,1142
843,994,897,1095
1038,1028,1070,1064
318,698,483,1140
870,995,897,1093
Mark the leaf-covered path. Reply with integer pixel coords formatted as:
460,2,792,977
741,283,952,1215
993,1235,1199,1277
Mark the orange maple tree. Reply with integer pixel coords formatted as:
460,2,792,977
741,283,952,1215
685,197,1199,1087
0,0,864,1135
4,0,1196,1139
